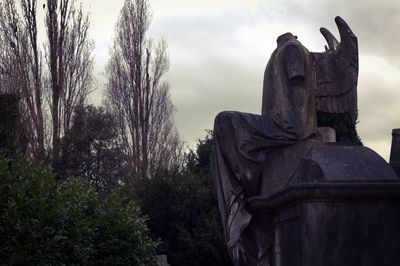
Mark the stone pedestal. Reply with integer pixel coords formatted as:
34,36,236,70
248,144,400,266
390,128,400,177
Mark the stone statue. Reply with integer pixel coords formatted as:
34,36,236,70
313,17,359,123
212,16,360,266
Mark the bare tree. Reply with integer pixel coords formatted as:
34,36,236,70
0,0,92,165
105,0,182,180
45,0,93,168
0,0,45,160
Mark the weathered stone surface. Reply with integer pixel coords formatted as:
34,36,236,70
248,181,400,266
272,199,400,266
211,15,398,266
246,143,400,266
390,128,400,177
259,141,323,198
312,16,359,123
248,144,399,209
291,145,398,184
316,126,336,142
156,255,170,266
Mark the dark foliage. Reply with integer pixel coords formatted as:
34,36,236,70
60,105,129,195
0,153,156,265
317,111,362,144
134,131,231,266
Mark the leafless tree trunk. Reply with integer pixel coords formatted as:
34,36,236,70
45,0,93,169
0,0,45,160
105,0,182,180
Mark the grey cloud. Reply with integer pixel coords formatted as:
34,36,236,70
148,12,269,142
169,51,264,142
165,1,400,160
274,0,400,66
90,1,399,161
358,73,400,143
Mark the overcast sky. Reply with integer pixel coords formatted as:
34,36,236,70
77,0,399,160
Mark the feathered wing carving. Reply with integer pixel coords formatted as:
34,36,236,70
312,16,359,123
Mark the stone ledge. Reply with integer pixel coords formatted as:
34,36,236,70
247,182,400,210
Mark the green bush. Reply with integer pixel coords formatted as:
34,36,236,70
0,154,156,265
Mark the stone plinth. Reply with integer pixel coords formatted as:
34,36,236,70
390,128,400,177
248,144,400,266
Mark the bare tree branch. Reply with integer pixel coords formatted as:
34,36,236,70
105,0,182,179
45,0,93,169
0,0,45,160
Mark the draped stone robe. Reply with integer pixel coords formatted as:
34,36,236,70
212,33,317,266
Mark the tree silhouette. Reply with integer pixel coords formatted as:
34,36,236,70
105,0,182,181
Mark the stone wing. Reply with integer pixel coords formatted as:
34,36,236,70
312,16,359,123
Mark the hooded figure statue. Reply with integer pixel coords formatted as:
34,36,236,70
213,16,360,266
212,32,317,266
